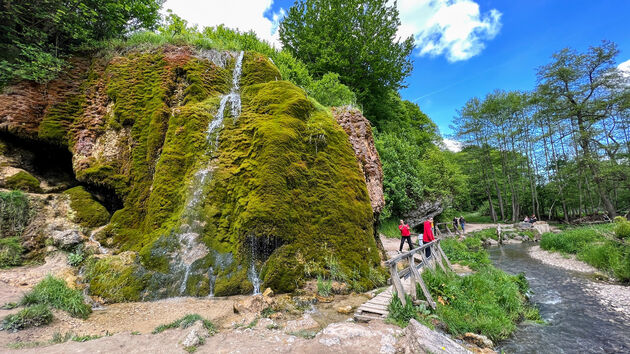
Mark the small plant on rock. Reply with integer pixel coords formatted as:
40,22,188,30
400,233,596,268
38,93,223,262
67,251,84,267
316,275,332,296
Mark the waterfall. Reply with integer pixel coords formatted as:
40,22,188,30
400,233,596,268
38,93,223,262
88,225,108,254
248,236,262,295
175,51,245,296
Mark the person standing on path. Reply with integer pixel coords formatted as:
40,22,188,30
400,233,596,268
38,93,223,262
459,216,466,233
453,217,460,234
423,218,435,258
398,219,413,252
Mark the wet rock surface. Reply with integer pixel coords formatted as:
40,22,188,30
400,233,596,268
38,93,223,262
401,319,471,354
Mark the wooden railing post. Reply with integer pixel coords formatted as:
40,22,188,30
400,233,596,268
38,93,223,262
409,255,417,300
389,263,406,305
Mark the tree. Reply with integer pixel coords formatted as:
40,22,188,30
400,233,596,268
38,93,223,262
279,0,414,123
536,41,627,218
0,0,164,85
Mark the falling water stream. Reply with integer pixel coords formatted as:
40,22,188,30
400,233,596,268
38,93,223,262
488,243,630,353
175,51,247,295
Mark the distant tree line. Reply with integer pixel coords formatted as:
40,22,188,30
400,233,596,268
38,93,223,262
453,41,630,222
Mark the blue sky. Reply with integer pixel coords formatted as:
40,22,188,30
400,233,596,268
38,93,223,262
164,1,630,138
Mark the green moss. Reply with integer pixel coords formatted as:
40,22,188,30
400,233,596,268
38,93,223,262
63,186,110,228
240,52,281,87
38,95,85,146
83,253,146,302
0,237,23,267
4,171,42,193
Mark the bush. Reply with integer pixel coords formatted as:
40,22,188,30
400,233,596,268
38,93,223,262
20,276,91,319
153,314,216,334
67,252,84,267
4,171,42,193
613,217,630,239
1,304,53,331
0,237,23,267
307,72,356,107
0,190,30,237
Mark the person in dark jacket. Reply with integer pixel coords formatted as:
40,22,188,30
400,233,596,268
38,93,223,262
453,217,460,232
398,219,413,252
459,216,466,233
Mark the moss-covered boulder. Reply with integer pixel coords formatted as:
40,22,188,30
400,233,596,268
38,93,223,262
0,237,23,267
0,46,382,300
4,171,42,193
63,186,110,228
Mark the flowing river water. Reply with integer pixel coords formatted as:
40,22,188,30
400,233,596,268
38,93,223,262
487,243,630,353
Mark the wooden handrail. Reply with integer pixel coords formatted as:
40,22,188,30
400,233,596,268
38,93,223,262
384,239,439,266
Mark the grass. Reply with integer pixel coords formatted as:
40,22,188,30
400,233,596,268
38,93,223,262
20,275,92,319
0,190,30,238
1,304,53,331
379,218,406,238
152,314,216,335
420,267,537,342
440,236,491,270
460,211,494,224
386,293,434,328
540,223,630,282
0,237,23,268
316,276,332,296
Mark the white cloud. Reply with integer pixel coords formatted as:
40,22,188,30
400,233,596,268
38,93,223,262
397,0,502,62
619,59,630,78
442,138,462,152
162,0,285,48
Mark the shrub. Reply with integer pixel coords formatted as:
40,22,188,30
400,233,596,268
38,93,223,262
0,190,30,237
0,237,23,267
613,218,630,239
20,275,91,319
153,314,216,334
67,252,84,267
4,171,42,193
307,72,356,107
1,304,53,331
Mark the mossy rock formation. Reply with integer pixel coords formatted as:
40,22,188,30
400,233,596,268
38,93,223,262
0,46,381,300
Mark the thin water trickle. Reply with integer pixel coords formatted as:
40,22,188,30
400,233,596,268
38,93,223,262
88,225,108,254
488,243,630,353
174,51,245,296
248,236,262,295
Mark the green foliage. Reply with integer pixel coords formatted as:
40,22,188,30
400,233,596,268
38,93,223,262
316,276,332,297
279,0,414,121
20,275,91,319
1,304,53,331
67,252,84,267
0,237,23,268
4,171,42,193
541,224,630,282
440,237,491,270
308,72,356,107
63,186,110,228
152,314,216,335
386,293,432,328
422,267,533,342
83,254,145,302
379,218,406,239
613,217,630,239
0,0,163,86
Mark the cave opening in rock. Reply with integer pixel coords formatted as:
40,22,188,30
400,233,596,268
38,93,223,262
0,131,122,213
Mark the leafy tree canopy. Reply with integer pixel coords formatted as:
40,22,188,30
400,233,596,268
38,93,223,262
279,0,415,123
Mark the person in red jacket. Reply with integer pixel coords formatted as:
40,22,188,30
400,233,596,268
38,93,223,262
423,218,435,258
398,219,413,252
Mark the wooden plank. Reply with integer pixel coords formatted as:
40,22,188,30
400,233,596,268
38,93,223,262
437,241,452,269
412,266,436,310
360,304,389,312
433,244,447,272
384,241,437,266
354,314,385,322
409,256,417,300
390,264,406,305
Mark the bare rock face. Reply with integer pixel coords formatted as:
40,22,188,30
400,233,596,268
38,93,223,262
402,319,471,354
332,107,384,215
532,221,551,235
402,200,444,228
463,332,493,348
52,229,84,249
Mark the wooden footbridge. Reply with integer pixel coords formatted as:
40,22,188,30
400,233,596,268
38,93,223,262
354,238,452,322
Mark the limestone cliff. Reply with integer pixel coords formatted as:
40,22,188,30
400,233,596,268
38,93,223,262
0,45,383,300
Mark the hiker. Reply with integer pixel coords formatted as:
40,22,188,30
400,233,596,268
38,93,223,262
423,218,435,258
459,216,466,233
398,219,413,252
524,215,530,223
453,217,459,232
531,214,538,223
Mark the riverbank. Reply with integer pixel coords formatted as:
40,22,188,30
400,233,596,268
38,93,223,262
529,245,630,320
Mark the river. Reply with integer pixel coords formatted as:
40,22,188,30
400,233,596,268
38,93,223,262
487,243,630,353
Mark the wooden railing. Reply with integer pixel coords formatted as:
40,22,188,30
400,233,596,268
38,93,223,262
384,238,452,309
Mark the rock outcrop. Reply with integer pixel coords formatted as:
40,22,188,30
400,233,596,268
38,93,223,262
401,319,471,354
402,200,443,228
0,45,382,299
332,107,384,215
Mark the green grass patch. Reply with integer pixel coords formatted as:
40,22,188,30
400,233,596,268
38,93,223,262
460,211,494,224
421,267,535,342
1,304,53,331
20,275,91,319
541,224,630,282
0,190,30,238
379,218,406,238
0,237,23,268
386,293,434,328
152,314,216,335
440,237,491,270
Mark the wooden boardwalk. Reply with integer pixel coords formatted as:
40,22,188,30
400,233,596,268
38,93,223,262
354,239,452,322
